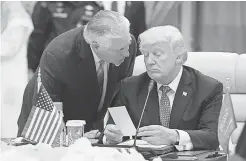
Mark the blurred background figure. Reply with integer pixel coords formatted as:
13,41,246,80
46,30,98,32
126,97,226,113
144,1,182,29
145,1,246,53
21,1,37,15
1,1,33,138
102,1,146,56
27,1,103,77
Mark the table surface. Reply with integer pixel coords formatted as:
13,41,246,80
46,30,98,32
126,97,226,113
1,138,227,161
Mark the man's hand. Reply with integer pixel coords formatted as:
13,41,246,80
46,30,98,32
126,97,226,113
84,130,101,139
138,125,178,145
104,124,123,145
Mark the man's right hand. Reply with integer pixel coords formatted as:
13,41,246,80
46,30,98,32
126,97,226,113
84,129,101,139
104,124,123,145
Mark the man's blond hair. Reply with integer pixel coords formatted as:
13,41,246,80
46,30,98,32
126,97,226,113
139,25,188,63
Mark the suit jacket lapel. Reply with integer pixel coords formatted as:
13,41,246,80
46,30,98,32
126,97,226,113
138,74,160,126
170,68,193,129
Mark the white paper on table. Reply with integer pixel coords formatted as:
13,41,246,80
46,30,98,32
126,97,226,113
119,139,168,149
108,106,136,136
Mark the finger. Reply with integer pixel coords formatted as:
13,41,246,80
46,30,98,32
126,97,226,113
95,131,101,138
141,136,156,144
87,129,99,135
84,130,99,139
106,125,122,135
137,130,156,137
139,125,163,132
104,128,121,139
88,139,98,144
104,128,123,142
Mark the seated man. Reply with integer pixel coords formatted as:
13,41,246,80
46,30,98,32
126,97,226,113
104,25,223,151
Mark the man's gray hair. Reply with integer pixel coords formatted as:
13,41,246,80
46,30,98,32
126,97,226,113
83,10,130,47
139,25,188,63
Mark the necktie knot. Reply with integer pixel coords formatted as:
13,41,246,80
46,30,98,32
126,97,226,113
160,85,171,94
98,60,105,69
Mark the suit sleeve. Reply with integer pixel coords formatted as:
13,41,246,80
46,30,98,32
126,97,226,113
27,2,52,72
235,123,246,159
103,80,131,143
17,73,37,136
110,35,137,106
185,82,223,150
123,35,137,79
17,51,64,136
110,80,128,107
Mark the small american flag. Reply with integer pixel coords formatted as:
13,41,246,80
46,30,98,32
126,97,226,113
21,84,63,146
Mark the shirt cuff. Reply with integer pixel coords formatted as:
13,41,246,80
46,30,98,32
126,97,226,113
175,130,193,151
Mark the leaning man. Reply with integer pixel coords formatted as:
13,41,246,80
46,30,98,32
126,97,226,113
17,10,137,139
104,25,223,150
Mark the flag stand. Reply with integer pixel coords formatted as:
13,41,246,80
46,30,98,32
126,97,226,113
218,77,237,161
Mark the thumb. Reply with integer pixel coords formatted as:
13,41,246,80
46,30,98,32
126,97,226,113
95,131,101,138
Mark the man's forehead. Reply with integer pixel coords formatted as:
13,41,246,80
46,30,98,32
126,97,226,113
141,42,169,51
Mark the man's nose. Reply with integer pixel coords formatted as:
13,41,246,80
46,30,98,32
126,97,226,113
146,54,155,65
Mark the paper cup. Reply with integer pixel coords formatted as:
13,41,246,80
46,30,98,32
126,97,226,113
66,120,86,146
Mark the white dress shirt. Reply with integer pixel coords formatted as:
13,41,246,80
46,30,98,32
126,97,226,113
156,66,193,151
91,46,108,71
102,1,126,15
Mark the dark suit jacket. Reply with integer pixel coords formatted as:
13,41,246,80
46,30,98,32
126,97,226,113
18,26,137,136
236,123,246,159
112,66,223,150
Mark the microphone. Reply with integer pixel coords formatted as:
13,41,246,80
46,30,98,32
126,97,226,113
133,80,154,148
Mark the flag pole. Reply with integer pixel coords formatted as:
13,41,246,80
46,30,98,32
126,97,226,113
218,77,237,159
226,77,230,161
225,78,230,91
226,143,229,161
37,67,41,92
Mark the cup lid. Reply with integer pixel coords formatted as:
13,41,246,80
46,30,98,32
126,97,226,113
66,120,86,126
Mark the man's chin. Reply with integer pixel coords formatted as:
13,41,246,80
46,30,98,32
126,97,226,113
114,59,124,66
147,71,161,79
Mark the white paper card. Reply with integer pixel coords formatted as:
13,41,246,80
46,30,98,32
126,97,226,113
108,106,136,136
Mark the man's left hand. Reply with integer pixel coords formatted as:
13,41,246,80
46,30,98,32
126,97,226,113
138,125,178,145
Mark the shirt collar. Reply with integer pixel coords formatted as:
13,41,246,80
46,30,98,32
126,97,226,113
157,66,183,93
90,46,101,64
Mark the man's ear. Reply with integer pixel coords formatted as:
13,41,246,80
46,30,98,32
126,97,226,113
176,54,183,64
91,42,99,52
